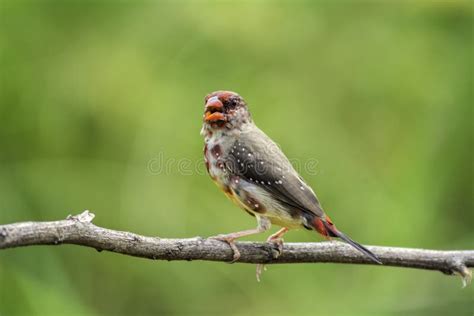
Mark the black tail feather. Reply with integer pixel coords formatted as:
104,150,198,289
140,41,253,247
323,221,382,264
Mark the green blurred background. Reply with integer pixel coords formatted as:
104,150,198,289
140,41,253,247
0,1,472,315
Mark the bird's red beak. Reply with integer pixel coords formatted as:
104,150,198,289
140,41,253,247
204,97,226,123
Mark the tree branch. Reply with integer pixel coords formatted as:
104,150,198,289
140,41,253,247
1,211,472,286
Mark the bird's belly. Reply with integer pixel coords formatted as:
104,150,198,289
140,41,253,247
260,207,304,229
230,181,305,229
212,175,304,229
267,214,304,229
240,204,303,229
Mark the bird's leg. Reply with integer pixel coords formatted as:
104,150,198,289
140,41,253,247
210,216,271,263
267,227,289,257
210,228,263,263
256,227,289,282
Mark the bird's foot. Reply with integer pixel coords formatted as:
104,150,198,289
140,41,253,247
268,237,284,259
256,236,285,282
209,234,241,263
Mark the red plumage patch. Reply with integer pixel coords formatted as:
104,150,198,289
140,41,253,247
313,215,336,240
313,218,329,237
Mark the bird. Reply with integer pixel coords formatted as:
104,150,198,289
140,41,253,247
201,90,381,280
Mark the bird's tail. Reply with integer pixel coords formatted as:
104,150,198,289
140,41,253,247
313,216,382,264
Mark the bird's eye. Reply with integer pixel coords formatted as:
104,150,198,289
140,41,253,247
226,98,238,108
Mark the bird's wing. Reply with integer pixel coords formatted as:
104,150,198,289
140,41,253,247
225,126,325,218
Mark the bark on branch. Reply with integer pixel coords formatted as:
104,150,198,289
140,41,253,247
1,211,472,286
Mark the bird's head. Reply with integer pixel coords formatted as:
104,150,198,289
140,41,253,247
202,91,251,133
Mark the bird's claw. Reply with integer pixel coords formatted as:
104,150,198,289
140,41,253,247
268,237,284,259
256,264,267,282
256,237,285,282
209,235,241,263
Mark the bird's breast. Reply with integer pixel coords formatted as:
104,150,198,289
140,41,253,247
204,135,232,189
